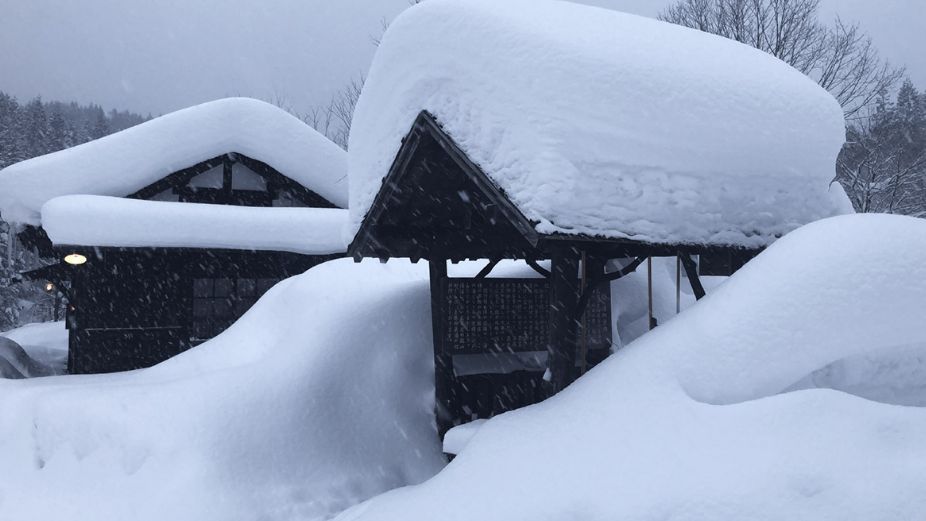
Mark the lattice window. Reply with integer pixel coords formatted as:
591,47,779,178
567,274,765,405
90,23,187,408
191,278,277,341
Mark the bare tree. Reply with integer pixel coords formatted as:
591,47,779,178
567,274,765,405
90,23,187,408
300,76,364,150
837,82,926,214
660,0,903,118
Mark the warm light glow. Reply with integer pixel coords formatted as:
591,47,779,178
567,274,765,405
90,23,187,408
64,253,87,266
45,282,54,292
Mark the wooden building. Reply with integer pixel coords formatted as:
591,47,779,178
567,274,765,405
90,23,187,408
349,112,765,436
1,98,348,374
345,1,850,440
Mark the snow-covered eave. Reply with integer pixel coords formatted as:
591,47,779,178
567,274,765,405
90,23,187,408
536,231,769,253
41,195,349,256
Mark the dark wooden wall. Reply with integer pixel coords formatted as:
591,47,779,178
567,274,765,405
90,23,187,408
67,248,337,374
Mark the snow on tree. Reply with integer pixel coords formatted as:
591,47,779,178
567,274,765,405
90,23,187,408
837,80,926,214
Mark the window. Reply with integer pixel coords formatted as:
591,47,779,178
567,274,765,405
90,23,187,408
191,278,278,341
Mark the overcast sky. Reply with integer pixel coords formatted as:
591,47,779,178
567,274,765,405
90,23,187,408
0,0,922,116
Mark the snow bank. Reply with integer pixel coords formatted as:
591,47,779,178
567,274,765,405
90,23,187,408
348,0,847,247
42,195,348,254
0,98,348,225
337,214,926,521
0,260,445,521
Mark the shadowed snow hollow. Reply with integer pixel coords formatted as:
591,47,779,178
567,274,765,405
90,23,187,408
0,260,445,521
336,214,926,521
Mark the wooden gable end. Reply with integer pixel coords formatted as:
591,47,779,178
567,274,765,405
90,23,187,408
350,112,539,262
129,153,340,209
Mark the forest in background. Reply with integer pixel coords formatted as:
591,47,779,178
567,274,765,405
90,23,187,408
0,95,148,330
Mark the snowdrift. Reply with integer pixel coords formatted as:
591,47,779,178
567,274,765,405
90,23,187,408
0,260,445,521
337,214,926,521
0,97,348,225
349,0,848,247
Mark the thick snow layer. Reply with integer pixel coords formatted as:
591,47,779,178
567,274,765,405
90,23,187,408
348,0,848,247
337,214,926,521
0,321,67,376
42,195,348,254
0,98,348,225
0,260,445,521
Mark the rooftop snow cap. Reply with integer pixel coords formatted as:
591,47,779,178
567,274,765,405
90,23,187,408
348,0,850,248
0,97,348,225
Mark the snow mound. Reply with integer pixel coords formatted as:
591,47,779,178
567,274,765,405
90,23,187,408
0,97,348,225
336,214,926,521
0,260,445,521
348,0,847,247
42,195,349,254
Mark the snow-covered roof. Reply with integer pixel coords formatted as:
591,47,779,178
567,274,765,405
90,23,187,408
42,195,348,255
348,0,849,248
0,98,348,226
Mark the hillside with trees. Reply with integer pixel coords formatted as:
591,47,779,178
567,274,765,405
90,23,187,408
0,94,148,330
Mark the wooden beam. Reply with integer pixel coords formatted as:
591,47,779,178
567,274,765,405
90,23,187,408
429,259,455,438
573,256,645,319
222,155,233,203
526,258,551,278
474,258,501,279
680,254,706,300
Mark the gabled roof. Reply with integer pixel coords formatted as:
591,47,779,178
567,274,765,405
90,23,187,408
0,98,347,225
348,0,852,249
350,112,539,261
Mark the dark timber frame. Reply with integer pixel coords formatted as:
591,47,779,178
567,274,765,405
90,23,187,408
350,111,761,438
20,152,343,374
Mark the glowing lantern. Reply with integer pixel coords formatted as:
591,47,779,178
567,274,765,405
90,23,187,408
64,253,87,266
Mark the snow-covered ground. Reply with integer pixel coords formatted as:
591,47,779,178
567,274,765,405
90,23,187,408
0,260,445,521
1,215,924,520
334,213,926,521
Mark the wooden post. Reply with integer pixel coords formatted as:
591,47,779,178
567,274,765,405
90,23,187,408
647,257,656,330
578,251,589,375
429,258,455,438
676,256,681,314
577,255,607,375
222,156,233,204
680,254,706,300
548,248,581,393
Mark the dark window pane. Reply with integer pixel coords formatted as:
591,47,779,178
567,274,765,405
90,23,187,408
214,279,233,298
213,298,233,317
238,279,256,296
193,298,212,318
193,279,213,297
